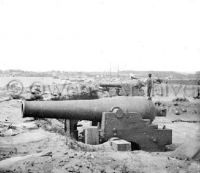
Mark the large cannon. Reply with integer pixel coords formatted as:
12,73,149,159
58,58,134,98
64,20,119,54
22,96,172,151
23,96,160,122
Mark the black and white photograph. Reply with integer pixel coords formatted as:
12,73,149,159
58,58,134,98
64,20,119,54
0,0,200,172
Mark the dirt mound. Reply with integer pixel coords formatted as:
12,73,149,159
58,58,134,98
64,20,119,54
171,127,200,161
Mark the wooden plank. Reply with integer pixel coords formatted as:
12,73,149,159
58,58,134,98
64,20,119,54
84,126,99,145
111,139,131,151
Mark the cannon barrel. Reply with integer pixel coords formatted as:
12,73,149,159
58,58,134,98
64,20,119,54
22,96,159,122
100,83,122,88
99,81,144,89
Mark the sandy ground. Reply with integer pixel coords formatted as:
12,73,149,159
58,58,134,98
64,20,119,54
0,97,200,173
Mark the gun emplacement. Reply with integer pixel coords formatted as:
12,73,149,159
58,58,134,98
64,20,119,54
21,96,171,151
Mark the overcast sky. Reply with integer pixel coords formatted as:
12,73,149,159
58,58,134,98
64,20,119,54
0,0,199,72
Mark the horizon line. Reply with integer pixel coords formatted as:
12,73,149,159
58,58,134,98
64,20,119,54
0,69,198,74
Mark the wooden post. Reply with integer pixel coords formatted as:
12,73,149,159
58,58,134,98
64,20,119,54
64,119,71,136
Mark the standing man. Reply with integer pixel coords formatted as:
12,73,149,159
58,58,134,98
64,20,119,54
146,73,153,100
198,80,200,98
194,80,200,99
